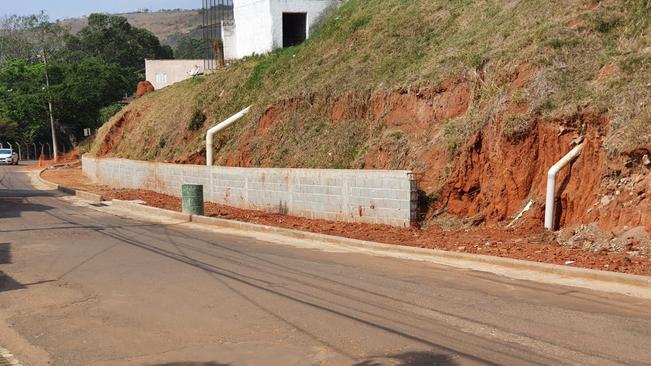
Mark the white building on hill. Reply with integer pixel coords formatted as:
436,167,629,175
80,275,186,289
145,0,337,89
224,0,338,60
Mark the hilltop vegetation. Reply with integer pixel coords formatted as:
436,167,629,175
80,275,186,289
91,0,651,231
60,10,203,56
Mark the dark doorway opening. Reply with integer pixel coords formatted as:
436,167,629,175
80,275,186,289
283,13,307,48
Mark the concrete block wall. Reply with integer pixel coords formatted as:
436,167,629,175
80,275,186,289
82,156,417,227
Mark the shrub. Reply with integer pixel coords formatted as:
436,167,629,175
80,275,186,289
511,90,528,105
98,104,123,125
503,113,533,140
188,108,206,131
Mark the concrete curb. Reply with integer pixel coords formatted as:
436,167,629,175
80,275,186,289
37,168,104,203
190,215,651,290
112,200,191,222
73,190,104,204
36,168,59,190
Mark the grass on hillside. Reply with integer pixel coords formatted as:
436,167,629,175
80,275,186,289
91,0,651,168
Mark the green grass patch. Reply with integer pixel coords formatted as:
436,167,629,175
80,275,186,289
503,113,533,140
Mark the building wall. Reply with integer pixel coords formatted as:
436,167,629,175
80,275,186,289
231,0,337,58
269,0,336,49
82,156,417,227
221,21,238,60
145,59,205,89
233,0,273,58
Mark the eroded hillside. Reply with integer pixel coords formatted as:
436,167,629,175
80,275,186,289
90,0,651,238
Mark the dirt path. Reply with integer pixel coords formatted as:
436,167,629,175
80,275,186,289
42,166,651,276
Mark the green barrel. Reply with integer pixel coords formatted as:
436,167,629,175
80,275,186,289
182,184,204,216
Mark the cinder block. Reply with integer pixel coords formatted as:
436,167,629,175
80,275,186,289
82,156,417,227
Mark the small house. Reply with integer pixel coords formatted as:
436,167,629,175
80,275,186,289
144,59,204,90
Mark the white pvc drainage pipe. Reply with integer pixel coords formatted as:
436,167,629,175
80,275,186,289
206,106,252,166
544,143,584,230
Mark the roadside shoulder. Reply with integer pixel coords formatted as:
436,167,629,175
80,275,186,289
37,168,104,203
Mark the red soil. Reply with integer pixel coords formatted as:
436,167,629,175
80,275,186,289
98,111,130,156
135,81,155,98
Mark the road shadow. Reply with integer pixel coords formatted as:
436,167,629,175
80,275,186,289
0,189,59,198
0,243,25,293
0,196,56,219
354,351,458,366
151,363,230,366
150,352,459,366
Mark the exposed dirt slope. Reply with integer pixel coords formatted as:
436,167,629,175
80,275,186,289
89,0,651,239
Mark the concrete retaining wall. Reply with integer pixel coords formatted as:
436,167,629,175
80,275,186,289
82,156,417,227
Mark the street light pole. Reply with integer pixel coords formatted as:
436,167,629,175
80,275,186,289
41,50,59,161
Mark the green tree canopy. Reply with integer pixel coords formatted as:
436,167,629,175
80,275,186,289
0,117,19,142
0,12,171,147
174,35,204,59
65,14,173,70
0,60,47,143
49,58,132,138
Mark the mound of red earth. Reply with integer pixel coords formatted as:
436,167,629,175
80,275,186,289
135,81,155,98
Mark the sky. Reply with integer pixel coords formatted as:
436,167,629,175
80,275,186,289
1,0,200,20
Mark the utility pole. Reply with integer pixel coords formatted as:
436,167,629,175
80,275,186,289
41,50,59,161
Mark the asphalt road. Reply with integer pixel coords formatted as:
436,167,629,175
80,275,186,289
1,163,651,366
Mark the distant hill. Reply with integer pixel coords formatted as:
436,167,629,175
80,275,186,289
59,9,203,48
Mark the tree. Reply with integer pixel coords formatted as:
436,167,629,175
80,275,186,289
0,12,67,65
0,117,19,141
0,60,48,143
49,58,132,140
65,14,173,70
174,36,204,59
0,12,172,146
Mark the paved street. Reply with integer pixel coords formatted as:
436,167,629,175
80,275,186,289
1,163,651,366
